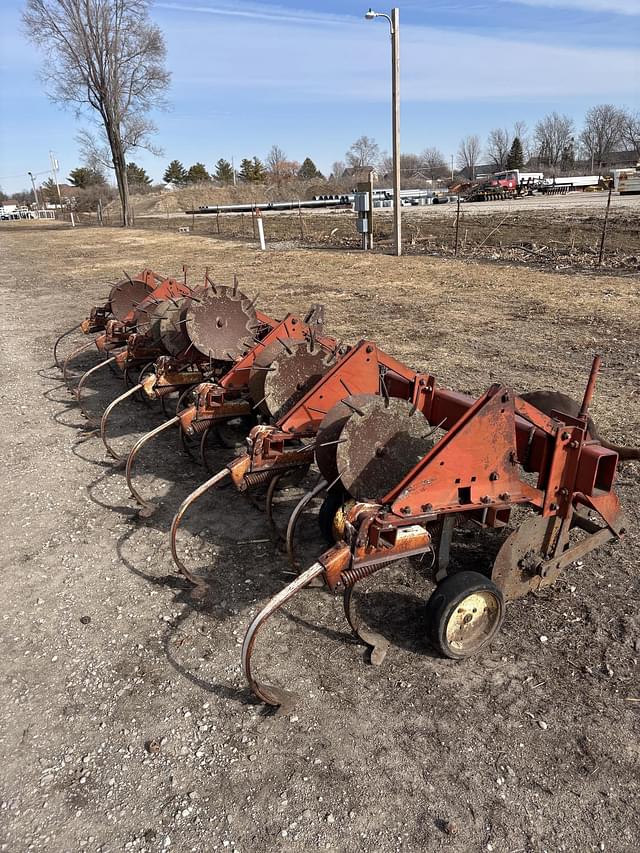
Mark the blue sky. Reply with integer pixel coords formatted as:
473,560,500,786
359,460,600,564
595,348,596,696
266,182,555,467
0,0,638,193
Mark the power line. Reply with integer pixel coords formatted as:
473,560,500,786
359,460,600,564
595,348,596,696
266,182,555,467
0,168,52,181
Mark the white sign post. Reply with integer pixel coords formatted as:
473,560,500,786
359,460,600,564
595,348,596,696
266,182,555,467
256,208,266,251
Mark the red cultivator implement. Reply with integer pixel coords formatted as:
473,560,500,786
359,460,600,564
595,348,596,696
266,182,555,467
127,307,339,546
97,275,268,458
55,269,163,374
237,355,625,708
54,266,631,714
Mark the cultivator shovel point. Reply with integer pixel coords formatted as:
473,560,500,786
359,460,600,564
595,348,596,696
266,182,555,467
240,356,626,708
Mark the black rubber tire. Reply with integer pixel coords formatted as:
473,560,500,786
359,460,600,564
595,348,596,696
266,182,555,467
426,571,504,660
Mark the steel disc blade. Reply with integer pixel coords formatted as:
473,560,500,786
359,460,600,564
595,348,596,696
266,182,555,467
108,278,155,322
185,283,256,361
158,298,193,355
251,338,337,422
315,396,366,486
136,297,172,342
247,339,287,415
320,395,435,502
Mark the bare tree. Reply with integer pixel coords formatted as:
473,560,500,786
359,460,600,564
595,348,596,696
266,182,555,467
23,0,169,227
379,152,421,180
456,134,481,179
579,104,625,170
330,160,347,180
419,147,447,181
620,108,640,158
346,136,380,171
266,144,288,184
486,128,511,171
533,112,574,170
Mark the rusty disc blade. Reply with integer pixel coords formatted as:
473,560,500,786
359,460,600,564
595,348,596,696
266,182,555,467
108,278,155,323
136,297,172,342
157,298,193,355
185,283,256,361
249,338,337,421
318,395,434,502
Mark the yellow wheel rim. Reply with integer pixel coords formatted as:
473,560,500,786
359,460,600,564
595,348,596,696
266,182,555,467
445,590,501,653
332,499,355,540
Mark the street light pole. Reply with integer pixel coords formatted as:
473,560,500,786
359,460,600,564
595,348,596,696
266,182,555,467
390,8,401,256
365,7,401,257
28,171,41,209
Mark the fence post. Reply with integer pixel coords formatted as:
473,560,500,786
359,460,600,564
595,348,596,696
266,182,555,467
454,196,461,257
597,183,613,267
256,208,266,251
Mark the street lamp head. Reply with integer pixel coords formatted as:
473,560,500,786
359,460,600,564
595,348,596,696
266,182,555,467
364,9,378,19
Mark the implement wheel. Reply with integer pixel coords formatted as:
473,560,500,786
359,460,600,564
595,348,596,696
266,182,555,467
426,571,504,659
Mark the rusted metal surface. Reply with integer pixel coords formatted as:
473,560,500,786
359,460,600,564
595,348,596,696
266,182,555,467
185,283,256,361
321,395,434,502
249,338,339,421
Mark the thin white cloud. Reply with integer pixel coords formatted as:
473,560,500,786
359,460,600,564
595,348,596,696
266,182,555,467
156,1,352,26
503,0,640,14
159,2,640,103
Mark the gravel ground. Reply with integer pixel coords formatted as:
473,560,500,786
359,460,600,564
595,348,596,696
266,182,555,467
0,223,638,853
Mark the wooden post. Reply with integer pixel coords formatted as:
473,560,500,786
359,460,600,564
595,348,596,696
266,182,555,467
216,208,221,234
298,201,304,239
597,183,613,267
454,196,461,257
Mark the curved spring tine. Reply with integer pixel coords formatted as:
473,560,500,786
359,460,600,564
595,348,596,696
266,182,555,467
125,415,180,516
343,584,390,667
285,478,328,571
242,561,326,709
265,474,284,543
53,321,82,369
170,468,230,581
100,382,144,462
62,340,95,386
76,356,118,426
199,425,213,472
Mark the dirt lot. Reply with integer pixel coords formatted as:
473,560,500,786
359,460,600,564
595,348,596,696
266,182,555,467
122,191,640,274
0,221,638,853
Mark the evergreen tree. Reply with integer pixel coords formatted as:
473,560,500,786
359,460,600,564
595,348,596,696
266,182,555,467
506,137,524,170
68,166,105,188
126,162,152,190
214,158,234,184
40,177,60,203
239,156,266,182
163,160,187,185
297,157,323,180
186,162,210,183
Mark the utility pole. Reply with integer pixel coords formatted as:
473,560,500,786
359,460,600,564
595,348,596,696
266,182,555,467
390,8,401,256
232,156,237,186
49,151,63,209
28,171,40,209
367,8,401,256
450,155,454,182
